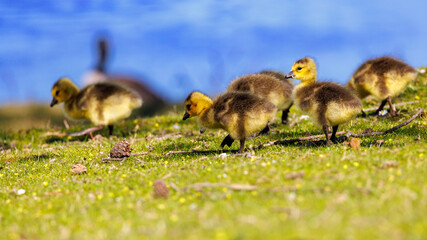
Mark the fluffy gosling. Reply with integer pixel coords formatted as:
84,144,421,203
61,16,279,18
286,57,362,144
346,56,417,116
183,91,277,153
50,77,142,137
227,71,294,125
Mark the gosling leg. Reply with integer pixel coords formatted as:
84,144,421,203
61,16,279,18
387,96,397,116
322,125,332,145
281,103,293,124
258,125,270,135
238,139,245,153
108,125,114,136
373,99,388,116
220,134,234,148
330,125,339,143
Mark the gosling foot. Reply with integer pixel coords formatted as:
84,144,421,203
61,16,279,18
258,125,270,135
220,135,234,148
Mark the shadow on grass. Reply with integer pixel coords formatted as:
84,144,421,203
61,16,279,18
42,124,139,143
45,136,66,144
167,149,239,156
1,152,52,163
262,136,348,148
165,136,351,156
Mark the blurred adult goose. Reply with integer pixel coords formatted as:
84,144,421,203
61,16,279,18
82,37,164,111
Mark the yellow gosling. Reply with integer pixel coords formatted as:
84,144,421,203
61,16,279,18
286,57,362,144
347,56,417,116
183,91,277,153
50,77,142,137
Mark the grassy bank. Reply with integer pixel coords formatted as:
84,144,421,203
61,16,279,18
0,72,426,239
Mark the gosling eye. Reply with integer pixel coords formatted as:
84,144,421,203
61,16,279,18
186,104,191,110
297,67,302,71
55,90,60,96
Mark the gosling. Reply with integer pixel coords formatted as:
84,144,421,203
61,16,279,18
346,56,417,116
227,71,293,125
183,91,277,153
50,77,142,137
286,57,362,144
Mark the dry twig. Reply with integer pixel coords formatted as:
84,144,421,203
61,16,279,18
182,182,257,191
102,147,154,162
102,157,127,163
362,100,419,112
131,146,154,156
180,183,304,193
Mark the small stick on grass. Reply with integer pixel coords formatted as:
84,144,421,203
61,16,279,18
182,182,258,192
344,108,424,137
102,147,154,162
102,157,127,163
131,146,154,156
362,100,419,113
181,183,315,193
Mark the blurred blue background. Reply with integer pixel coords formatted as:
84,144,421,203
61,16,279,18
0,0,426,104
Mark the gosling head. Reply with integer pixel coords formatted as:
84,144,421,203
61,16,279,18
286,57,317,83
50,77,80,107
183,91,213,120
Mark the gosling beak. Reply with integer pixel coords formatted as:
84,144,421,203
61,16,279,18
285,71,295,79
50,98,58,107
182,111,190,120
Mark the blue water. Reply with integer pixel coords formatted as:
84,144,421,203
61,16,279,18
0,0,426,104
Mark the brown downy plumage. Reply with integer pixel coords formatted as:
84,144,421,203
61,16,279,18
226,71,294,125
346,57,417,116
286,57,362,144
182,91,277,153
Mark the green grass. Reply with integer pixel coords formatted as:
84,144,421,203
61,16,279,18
1,75,426,239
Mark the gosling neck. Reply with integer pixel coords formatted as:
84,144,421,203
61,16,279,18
195,96,213,115
198,101,219,129
65,83,80,103
298,77,316,86
298,67,317,86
